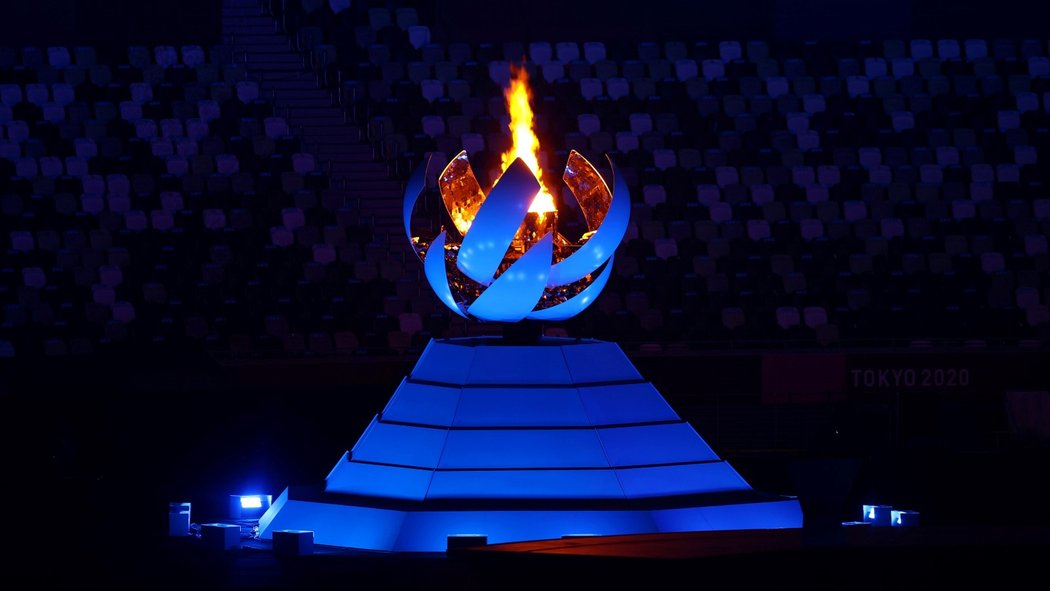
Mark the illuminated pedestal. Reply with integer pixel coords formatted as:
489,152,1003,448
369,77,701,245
258,337,801,551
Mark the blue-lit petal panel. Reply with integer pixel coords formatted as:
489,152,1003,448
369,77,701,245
402,153,428,260
546,158,630,286
423,230,466,318
527,254,614,321
466,232,553,322
405,151,629,321
456,159,539,285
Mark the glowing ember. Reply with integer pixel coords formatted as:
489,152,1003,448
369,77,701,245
499,65,557,214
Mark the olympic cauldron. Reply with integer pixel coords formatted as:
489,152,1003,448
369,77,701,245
256,138,801,553
403,149,629,322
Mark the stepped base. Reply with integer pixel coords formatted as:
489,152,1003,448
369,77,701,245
258,337,801,551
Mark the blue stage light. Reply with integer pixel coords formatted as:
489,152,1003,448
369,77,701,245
891,510,920,527
230,494,272,519
862,504,893,526
168,502,191,537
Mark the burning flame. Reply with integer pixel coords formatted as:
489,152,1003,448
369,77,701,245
499,65,557,214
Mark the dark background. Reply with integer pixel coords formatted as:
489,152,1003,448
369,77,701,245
4,1,1050,47
4,0,1049,578
431,0,1050,42
0,0,221,47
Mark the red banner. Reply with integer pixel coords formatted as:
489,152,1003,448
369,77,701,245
762,354,847,403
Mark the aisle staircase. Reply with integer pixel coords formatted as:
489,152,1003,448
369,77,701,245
220,0,411,258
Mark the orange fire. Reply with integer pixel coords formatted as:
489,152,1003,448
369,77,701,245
499,65,557,214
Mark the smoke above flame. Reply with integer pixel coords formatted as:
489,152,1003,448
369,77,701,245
499,64,557,213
